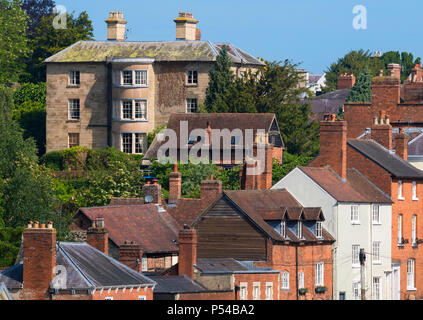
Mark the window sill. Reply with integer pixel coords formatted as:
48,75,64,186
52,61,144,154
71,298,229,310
407,287,417,291
397,243,405,248
352,264,360,269
398,197,405,201
281,288,289,291
114,85,149,89
113,119,149,123
412,243,418,248
412,198,419,201
351,222,361,225
67,85,80,88
372,222,382,226
185,83,198,87
373,261,382,265
67,119,80,122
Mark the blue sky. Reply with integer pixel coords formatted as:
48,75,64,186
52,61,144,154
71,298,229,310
57,0,423,74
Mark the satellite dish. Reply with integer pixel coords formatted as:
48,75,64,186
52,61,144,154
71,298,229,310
145,195,153,203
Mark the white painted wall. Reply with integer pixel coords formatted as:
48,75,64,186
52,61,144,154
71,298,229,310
272,168,392,300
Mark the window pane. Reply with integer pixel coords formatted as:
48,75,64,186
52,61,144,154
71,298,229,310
69,99,80,120
352,245,359,265
123,70,133,85
70,71,80,85
135,100,147,119
122,133,133,154
68,133,79,148
135,70,147,85
122,101,133,119
135,133,145,154
187,99,198,113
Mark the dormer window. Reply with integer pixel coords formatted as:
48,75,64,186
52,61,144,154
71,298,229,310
282,221,286,237
297,221,303,239
315,222,323,238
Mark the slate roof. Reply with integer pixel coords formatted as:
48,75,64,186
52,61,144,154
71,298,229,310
149,275,206,294
0,243,156,291
303,89,350,121
77,204,180,253
348,139,423,179
309,74,323,84
215,190,334,243
299,167,392,203
195,258,279,274
44,41,264,66
144,113,283,161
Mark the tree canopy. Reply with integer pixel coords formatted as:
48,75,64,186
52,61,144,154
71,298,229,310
346,67,373,103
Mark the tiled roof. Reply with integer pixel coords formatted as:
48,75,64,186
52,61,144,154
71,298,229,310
348,139,423,179
149,275,206,294
221,190,334,243
299,167,392,203
166,198,204,227
45,41,264,66
77,204,180,253
195,258,279,274
0,243,156,290
144,113,282,160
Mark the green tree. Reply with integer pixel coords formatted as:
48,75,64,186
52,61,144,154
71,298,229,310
346,67,373,103
0,85,55,227
21,0,55,38
13,82,47,155
272,153,313,185
204,45,235,113
0,0,31,86
25,11,94,82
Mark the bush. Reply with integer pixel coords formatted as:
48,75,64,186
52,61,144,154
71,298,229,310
40,150,63,170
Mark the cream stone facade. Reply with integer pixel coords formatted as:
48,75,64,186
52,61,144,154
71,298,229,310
45,12,264,154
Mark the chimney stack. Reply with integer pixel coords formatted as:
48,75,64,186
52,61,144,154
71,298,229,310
201,179,222,208
23,221,56,300
169,163,182,205
178,226,197,279
118,241,144,273
395,128,409,161
310,114,347,181
174,12,200,41
337,73,356,90
87,218,109,255
387,63,401,80
142,180,162,204
105,11,127,41
371,110,392,150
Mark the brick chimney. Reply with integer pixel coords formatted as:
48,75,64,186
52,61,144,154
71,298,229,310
395,128,409,160
174,12,199,41
371,111,392,150
410,63,423,83
23,221,56,300
142,180,162,204
105,11,127,41
387,63,401,80
372,77,400,114
310,114,347,180
87,218,109,255
178,226,197,279
118,241,143,273
201,178,223,208
169,164,182,204
337,73,356,90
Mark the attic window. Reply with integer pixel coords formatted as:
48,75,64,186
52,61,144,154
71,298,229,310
280,221,286,238
297,221,303,239
315,222,323,238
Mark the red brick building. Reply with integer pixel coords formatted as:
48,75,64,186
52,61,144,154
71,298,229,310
311,114,423,300
0,221,156,300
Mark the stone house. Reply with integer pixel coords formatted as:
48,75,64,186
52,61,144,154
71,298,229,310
45,11,264,154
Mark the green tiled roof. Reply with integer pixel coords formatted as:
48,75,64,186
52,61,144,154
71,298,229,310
45,41,264,66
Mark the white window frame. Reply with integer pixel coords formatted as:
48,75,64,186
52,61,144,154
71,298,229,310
352,282,361,300
412,215,417,246
398,181,405,200
265,282,273,300
186,98,198,113
69,70,80,85
240,282,248,300
297,221,303,239
315,262,324,286
315,221,323,238
105,296,114,300
280,221,286,238
135,70,148,86
352,245,360,267
68,133,80,148
138,295,147,300
281,272,289,290
372,277,381,300
298,272,305,289
187,70,198,84
252,282,260,300
121,132,146,155
120,100,148,121
121,70,148,87
351,205,360,224
68,99,80,120
398,214,403,245
413,181,419,201
407,259,416,290
372,241,381,264
372,205,380,224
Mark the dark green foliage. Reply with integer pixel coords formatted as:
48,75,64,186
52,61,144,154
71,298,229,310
21,0,55,38
324,50,422,92
147,124,166,147
0,0,31,86
0,227,24,267
272,152,314,185
346,67,373,103
24,11,94,82
204,45,235,113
